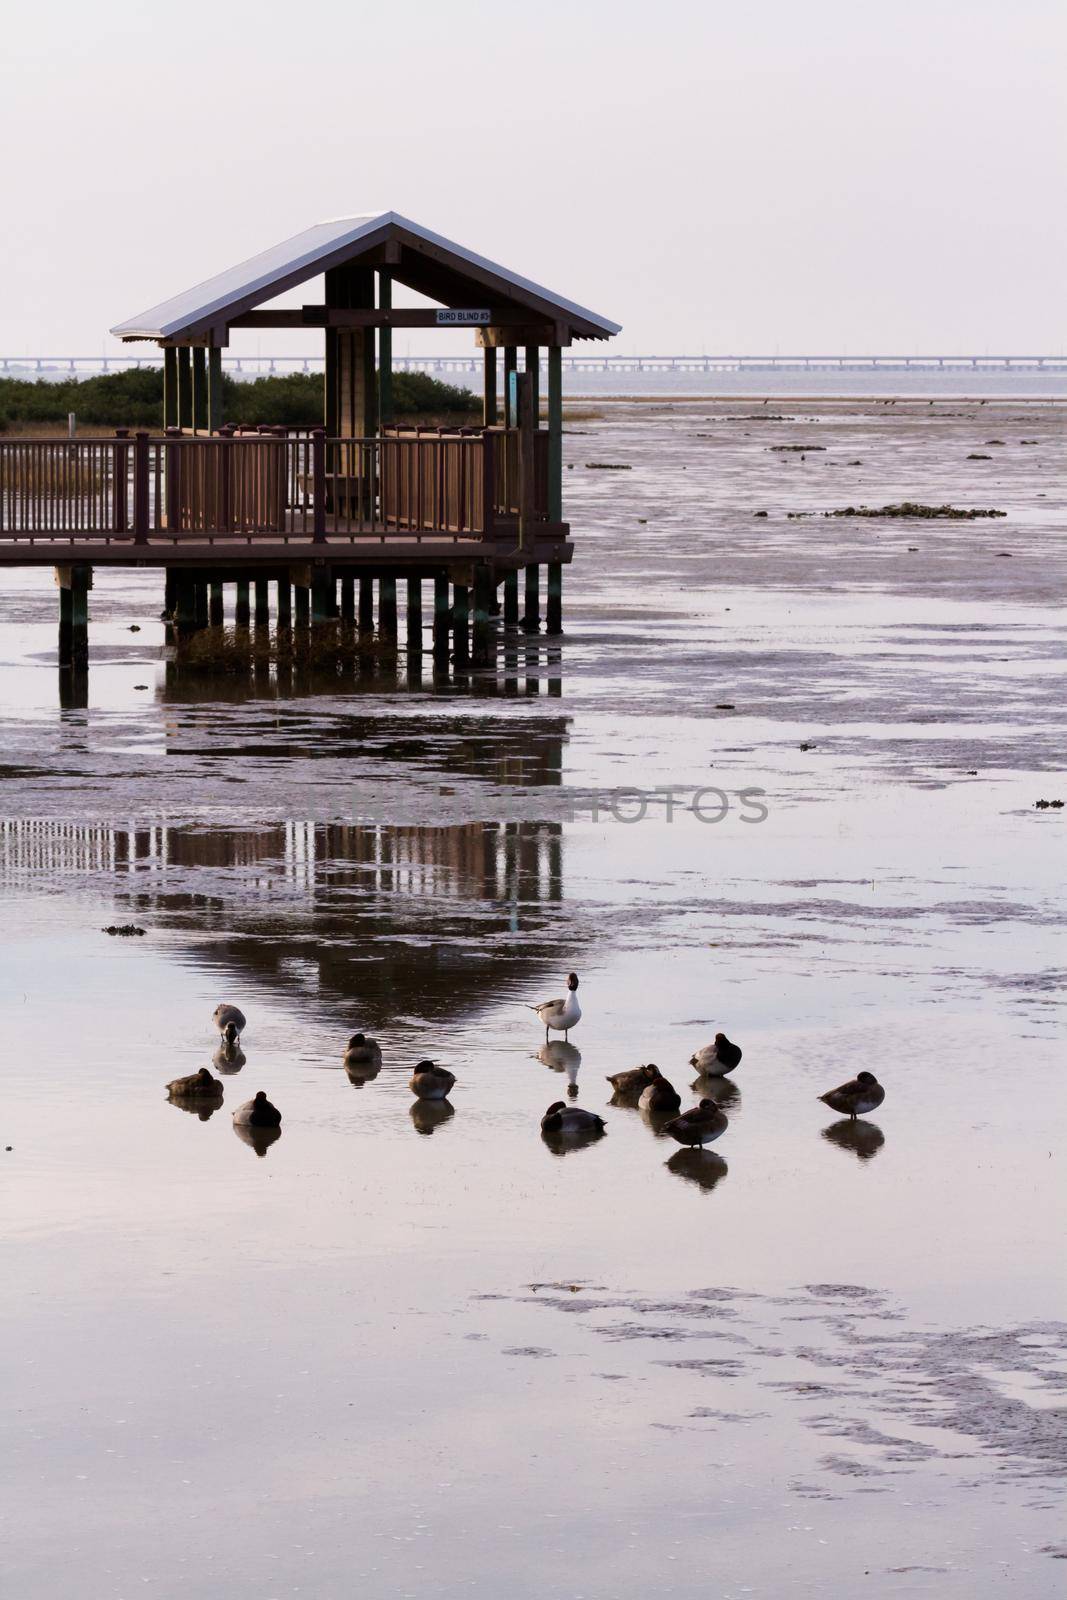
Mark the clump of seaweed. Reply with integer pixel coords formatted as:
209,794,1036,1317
824,503,1006,520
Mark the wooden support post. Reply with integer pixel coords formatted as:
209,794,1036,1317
192,349,208,434
547,345,563,522
379,575,398,642
516,372,535,552
311,571,332,624
433,575,450,659
163,570,177,618
174,571,196,632
452,583,470,665
207,347,224,433
340,575,355,622
523,564,540,633
235,579,251,628
131,431,149,543
503,347,518,426
194,579,208,629
69,566,90,670
312,428,326,543
163,348,178,431
58,579,73,667
358,576,374,634
209,581,224,626
472,567,493,667
524,343,540,421
294,583,310,629
254,578,270,627
503,569,519,629
406,577,422,653
277,578,292,629
379,271,393,425
546,562,563,635
483,349,498,427
177,349,192,431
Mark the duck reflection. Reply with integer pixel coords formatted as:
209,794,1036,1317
233,1121,282,1158
213,1043,246,1075
166,1094,223,1123
821,1118,885,1162
538,1040,582,1098
689,1074,740,1110
344,1060,382,1088
410,1099,455,1136
666,1149,729,1191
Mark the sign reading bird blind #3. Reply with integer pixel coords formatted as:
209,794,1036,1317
435,309,491,325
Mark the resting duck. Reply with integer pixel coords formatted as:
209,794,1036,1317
540,1101,605,1136
606,1063,661,1099
344,1033,383,1069
662,1099,729,1148
409,1060,456,1100
689,1033,742,1076
638,1075,682,1114
818,1071,885,1120
166,1067,223,1100
232,1090,281,1128
213,1003,247,1049
529,973,581,1041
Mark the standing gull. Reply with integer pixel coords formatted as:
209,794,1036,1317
528,973,582,1042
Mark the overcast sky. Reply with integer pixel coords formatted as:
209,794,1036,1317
0,0,1063,358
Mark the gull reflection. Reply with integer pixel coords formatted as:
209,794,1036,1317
233,1122,282,1158
821,1118,885,1162
538,1040,582,1098
410,1099,455,1136
666,1149,729,1191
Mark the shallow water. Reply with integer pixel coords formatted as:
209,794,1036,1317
1,400,1065,1597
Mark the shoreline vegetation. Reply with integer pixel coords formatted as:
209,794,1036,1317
0,369,479,434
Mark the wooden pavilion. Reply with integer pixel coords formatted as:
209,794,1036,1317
0,212,620,669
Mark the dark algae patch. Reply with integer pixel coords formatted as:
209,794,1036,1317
826,502,1007,520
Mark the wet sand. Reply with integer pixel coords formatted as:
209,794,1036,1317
1,399,1065,1597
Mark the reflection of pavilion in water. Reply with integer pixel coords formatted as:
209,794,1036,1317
1,812,570,1028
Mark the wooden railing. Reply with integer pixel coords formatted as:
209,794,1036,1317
0,428,554,547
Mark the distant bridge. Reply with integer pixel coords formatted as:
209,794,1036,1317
3,353,1066,379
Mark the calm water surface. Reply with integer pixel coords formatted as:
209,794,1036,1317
1,401,1065,1597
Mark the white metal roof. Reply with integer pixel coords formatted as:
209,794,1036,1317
111,212,621,342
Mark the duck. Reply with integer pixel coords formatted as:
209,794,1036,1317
818,1071,885,1120
528,973,581,1041
213,1003,247,1048
606,1063,661,1099
638,1075,682,1114
540,1101,605,1135
689,1033,742,1075
166,1066,223,1100
409,1060,456,1100
662,1099,729,1149
232,1090,281,1128
344,1032,382,1069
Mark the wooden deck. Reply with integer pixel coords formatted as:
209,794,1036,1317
0,429,564,569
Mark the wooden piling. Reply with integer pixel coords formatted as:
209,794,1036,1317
433,576,450,659
55,565,91,670
546,562,563,635
235,579,251,628
174,571,196,633
194,579,208,629
311,571,332,624
406,577,422,653
359,576,374,635
163,570,177,618
452,582,470,665
277,578,292,629
503,570,519,629
523,564,540,633
209,581,224,626
379,575,398,642
254,578,270,627
472,567,493,666
294,584,310,629
340,575,355,623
